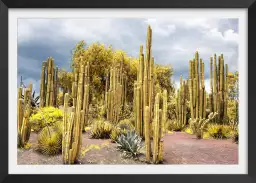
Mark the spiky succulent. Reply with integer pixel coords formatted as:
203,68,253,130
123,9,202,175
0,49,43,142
117,119,134,131
90,120,113,139
22,90,40,108
37,127,62,155
116,130,144,158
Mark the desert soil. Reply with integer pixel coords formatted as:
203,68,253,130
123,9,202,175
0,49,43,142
17,131,238,165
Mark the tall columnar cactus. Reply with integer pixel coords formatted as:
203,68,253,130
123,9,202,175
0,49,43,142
176,76,188,128
134,25,154,138
105,66,124,124
152,93,164,164
209,54,228,122
40,62,47,108
82,62,90,129
144,106,151,162
162,89,167,134
17,87,32,148
53,67,59,106
62,62,89,164
39,57,59,108
188,52,207,121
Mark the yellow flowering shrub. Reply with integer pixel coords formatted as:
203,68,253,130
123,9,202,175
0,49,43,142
205,124,233,139
29,107,64,132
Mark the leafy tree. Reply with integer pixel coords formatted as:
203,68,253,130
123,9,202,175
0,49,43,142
58,69,73,93
67,41,175,106
227,71,239,100
70,40,86,69
227,71,239,124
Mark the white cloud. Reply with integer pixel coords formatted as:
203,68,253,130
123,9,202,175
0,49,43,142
18,18,239,90
144,19,176,37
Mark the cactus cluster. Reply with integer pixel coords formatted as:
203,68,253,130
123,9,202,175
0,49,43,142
151,92,167,163
175,76,189,129
62,62,90,164
40,57,59,108
17,84,33,147
134,25,154,138
105,58,126,124
209,54,228,122
133,25,167,164
188,51,207,121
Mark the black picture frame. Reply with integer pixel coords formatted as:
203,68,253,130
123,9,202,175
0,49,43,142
0,0,254,182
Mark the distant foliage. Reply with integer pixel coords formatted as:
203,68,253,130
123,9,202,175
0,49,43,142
68,41,175,104
58,69,73,94
227,71,239,100
118,104,133,121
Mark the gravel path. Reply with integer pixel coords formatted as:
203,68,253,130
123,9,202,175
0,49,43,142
162,132,238,164
17,131,238,165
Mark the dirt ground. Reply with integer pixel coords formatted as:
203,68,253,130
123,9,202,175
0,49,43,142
17,131,238,165
162,132,238,164
17,131,146,165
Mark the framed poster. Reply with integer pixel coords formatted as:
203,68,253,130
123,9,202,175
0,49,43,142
0,0,254,182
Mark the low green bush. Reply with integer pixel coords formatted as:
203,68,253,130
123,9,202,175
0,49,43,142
90,120,113,139
205,124,233,139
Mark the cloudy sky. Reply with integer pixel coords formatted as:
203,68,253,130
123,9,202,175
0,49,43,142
17,18,239,94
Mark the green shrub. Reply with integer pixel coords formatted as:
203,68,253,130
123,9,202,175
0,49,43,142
184,127,193,135
118,104,133,121
36,127,62,155
168,120,186,131
89,103,103,120
110,127,122,142
231,129,239,144
190,112,218,139
206,124,233,139
90,120,113,139
117,119,134,131
116,130,144,158
29,107,64,132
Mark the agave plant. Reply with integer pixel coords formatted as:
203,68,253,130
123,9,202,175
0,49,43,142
116,130,144,158
22,90,40,108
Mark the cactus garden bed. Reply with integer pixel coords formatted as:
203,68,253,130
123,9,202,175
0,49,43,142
17,131,146,165
17,131,238,165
